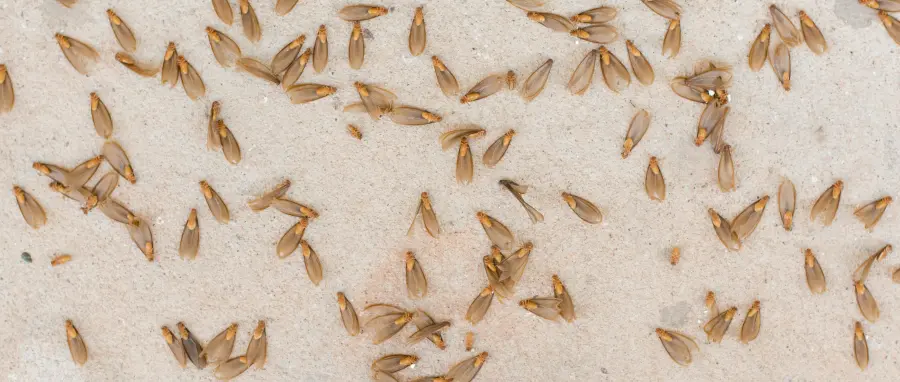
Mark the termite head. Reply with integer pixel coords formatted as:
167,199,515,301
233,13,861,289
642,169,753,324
526,12,544,22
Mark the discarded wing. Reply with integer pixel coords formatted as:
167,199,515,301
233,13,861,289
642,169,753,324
55,33,99,75
703,307,737,343
103,140,136,183
456,138,474,184
247,180,291,212
655,328,698,366
275,0,298,16
671,77,706,103
476,212,514,249
439,126,484,150
272,35,305,74
115,52,159,77
810,180,842,226
717,145,736,192
409,7,426,56
407,319,449,345
740,301,761,344
432,56,460,96
212,0,234,25
388,106,442,126
769,5,802,47
178,56,206,100
107,10,137,52
499,179,543,223
854,322,869,370
461,73,506,103
200,180,230,223
803,249,827,294
446,352,488,382
645,156,666,201
240,0,261,42
179,209,199,260
626,40,654,85
483,255,513,298
519,297,562,321
662,20,681,58
520,59,552,102
731,196,768,241
313,25,328,73
287,84,336,104
202,323,237,365
709,208,741,251
339,5,388,21
237,57,280,84
276,218,308,258
855,281,880,322
749,24,771,71
778,178,796,231
337,292,360,336
301,241,323,285
161,326,187,368
552,275,576,322
854,197,892,230
214,356,249,380
466,286,494,324
206,27,242,67
561,192,602,224
570,25,618,44
641,0,681,20
622,109,650,158
598,46,630,92
483,130,515,167
799,11,827,54
769,42,791,91
0,65,12,114
526,12,574,32
568,49,598,95
14,186,46,229
411,311,446,349
708,107,730,154
65,320,88,365
684,65,733,92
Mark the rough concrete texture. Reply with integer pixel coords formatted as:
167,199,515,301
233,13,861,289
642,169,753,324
1,0,899,381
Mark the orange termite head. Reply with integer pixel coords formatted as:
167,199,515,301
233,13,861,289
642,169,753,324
55,33,70,48
317,25,327,40
431,56,446,70
526,12,544,22
370,6,388,16
414,7,424,24
253,321,266,338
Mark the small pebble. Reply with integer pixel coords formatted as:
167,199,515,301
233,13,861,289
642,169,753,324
21,252,32,263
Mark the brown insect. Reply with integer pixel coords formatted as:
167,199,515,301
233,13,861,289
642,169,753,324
271,199,319,219
641,0,681,20
337,292,360,336
354,82,396,119
281,48,310,91
65,320,88,365
161,42,179,87
799,11,827,54
561,192,602,224
854,196,892,230
409,7,426,56
731,196,768,241
507,0,543,11
161,326,186,368
769,42,791,91
237,57,280,84
177,55,206,100
708,208,741,251
526,12,574,32
476,211,515,249
206,27,242,68
300,241,323,285
276,218,308,258
704,307,737,343
855,281,880,322
852,245,892,283
177,322,207,368
465,331,475,351
51,254,72,266
623,109,650,158
239,0,261,42
483,130,515,168
466,286,494,324
201,323,237,365
740,301,761,344
432,56,460,96
810,180,842,226
411,310,447,350
403,252,429,298
769,5,802,47
498,242,534,290
287,84,337,104
102,140,136,183
803,249,827,294
570,25,618,44
214,356,249,380
645,156,666,201
387,106,442,126
520,59,553,102
861,0,900,11
879,11,900,45
439,126,484,150
571,7,617,24
179,209,199,260
55,33,99,75
339,5,388,21
854,321,869,370
200,180,230,223
778,178,796,231
705,291,719,319
245,320,267,369
126,215,154,261
656,328,697,366
446,352,488,381
13,186,46,229
372,354,418,374
270,35,305,75
748,24,771,71
313,25,328,73
500,180,543,223
247,179,291,212
107,9,137,52
625,40,654,85
86,171,118,207
0,65,12,114
598,46,630,92
114,52,159,77
552,275,576,322
407,192,440,238
461,73,506,103
662,20,681,58
348,22,365,70
212,0,234,24
520,297,562,321
456,137,474,184
275,0,298,16
568,49,598,95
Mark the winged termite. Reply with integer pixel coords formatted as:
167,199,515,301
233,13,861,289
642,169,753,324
337,292,360,336
201,323,237,365
520,59,552,102
623,109,650,158
769,42,791,91
387,106,442,125
107,10,136,52
14,186,46,229
645,156,666,201
275,0,298,15
810,180,842,226
803,249,827,293
769,5,802,47
570,25,618,44
343,22,366,70
799,11,826,54
200,180,230,223
411,310,446,349
372,312,414,344
177,55,206,100
68,156,103,189
624,41,654,85
214,356,249,380
0,65,12,114
670,77,706,103
407,192,440,237
854,322,869,370
276,218,308,258
655,328,697,366
709,208,741,251
778,178,796,230
339,5,388,21
520,297,562,321
695,100,725,146
51,254,72,266
456,138,474,184
855,281,880,322
684,65,733,92
484,254,513,298
465,331,475,351
466,286,494,324
568,49,598,95
862,0,900,11
409,7,426,56
245,321,267,368
286,83,336,104
85,172,116,204
662,20,681,58
498,242,534,288
281,49,310,90
731,196,768,241
749,24,771,71
372,354,419,373
641,0,681,20
237,57,280,84
507,0,543,11
347,124,362,140
212,0,233,25
551,275,576,322
526,12,574,32
55,33,99,75
408,319,449,345
65,320,88,365
483,130,515,168
179,209,199,260
854,197,892,230
461,73,506,103
127,215,154,260
98,198,132,224
571,7,617,24
670,247,681,265
704,307,736,343
247,179,290,211
739,301,761,344
33,163,68,187
500,179,543,223
879,11,900,44
432,56,460,96
271,199,319,218
705,291,719,319
717,145,736,192
439,126,484,150
206,27,242,67
300,240,323,285
176,323,206,369
476,212,514,249
446,352,488,382
313,25,328,73
161,326,187,368
561,192,602,224
161,42,179,87
102,140,136,183
239,0,261,42
852,245,892,283
114,52,159,77
205,102,222,150
598,46,630,92
270,35,304,74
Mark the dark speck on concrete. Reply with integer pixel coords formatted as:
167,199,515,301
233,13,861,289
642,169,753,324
363,29,373,39
21,252,32,263
601,368,608,374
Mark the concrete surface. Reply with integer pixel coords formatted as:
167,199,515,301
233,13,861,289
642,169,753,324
1,0,899,381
